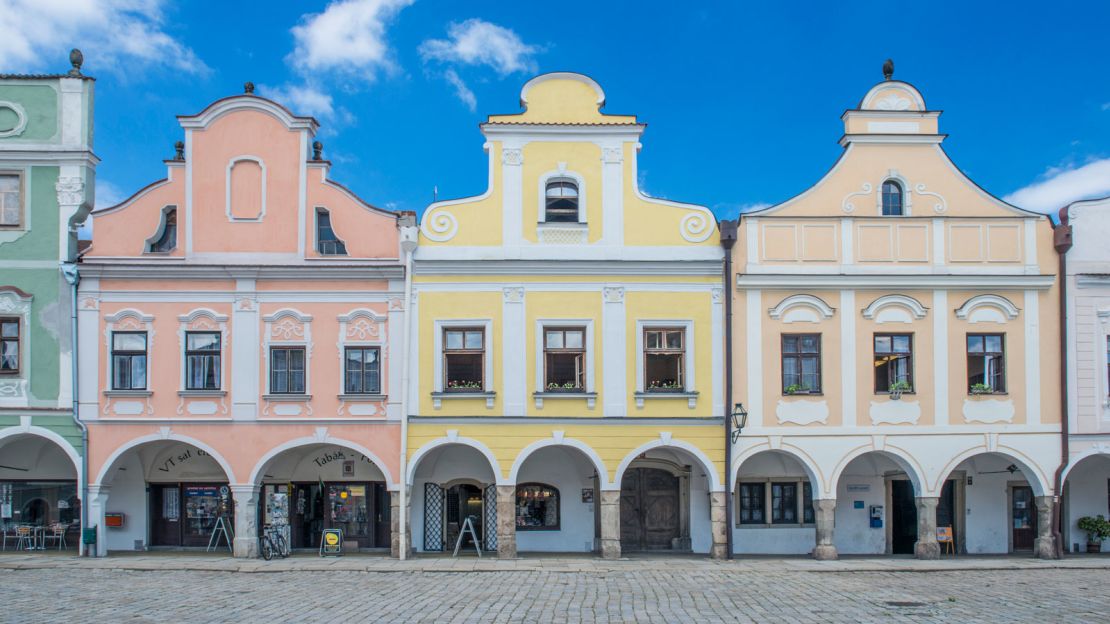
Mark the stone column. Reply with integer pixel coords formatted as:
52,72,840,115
600,490,621,559
1034,496,1058,560
710,492,728,559
230,485,259,558
86,484,110,557
812,499,838,560
390,489,412,559
913,496,940,560
496,485,517,559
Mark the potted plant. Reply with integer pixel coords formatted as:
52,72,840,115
446,379,483,391
784,384,808,396
648,380,683,392
889,380,911,400
546,382,579,392
970,383,993,396
1077,515,1110,553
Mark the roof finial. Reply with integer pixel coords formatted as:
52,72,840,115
312,141,323,161
882,58,894,81
244,81,255,94
173,141,185,161
68,49,84,77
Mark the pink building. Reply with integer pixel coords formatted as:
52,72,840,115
77,85,416,557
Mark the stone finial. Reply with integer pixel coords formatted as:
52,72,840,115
68,48,84,77
882,58,894,81
174,141,184,161
312,141,323,160
244,81,255,94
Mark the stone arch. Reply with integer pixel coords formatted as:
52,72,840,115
1061,448,1110,485
934,447,1052,497
509,436,609,488
830,443,927,496
733,442,827,499
94,431,236,485
407,436,504,486
614,437,722,492
248,435,396,489
0,425,82,483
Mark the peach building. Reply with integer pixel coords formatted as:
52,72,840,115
727,64,1062,559
77,85,416,556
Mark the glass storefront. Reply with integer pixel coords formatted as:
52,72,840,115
267,481,389,550
0,480,79,527
150,483,232,547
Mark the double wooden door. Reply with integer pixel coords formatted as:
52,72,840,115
620,467,680,551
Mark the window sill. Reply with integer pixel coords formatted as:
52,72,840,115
533,391,597,410
104,390,152,398
263,394,312,401
537,222,588,245
634,391,698,409
782,393,823,398
338,393,386,401
178,390,226,397
431,391,495,410
736,523,816,530
968,392,1008,397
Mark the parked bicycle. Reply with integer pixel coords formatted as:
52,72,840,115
260,524,289,561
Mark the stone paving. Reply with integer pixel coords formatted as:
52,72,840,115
0,554,1108,623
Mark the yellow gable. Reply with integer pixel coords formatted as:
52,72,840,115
486,72,637,126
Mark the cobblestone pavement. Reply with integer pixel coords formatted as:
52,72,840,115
1,560,1108,623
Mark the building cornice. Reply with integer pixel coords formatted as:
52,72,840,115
77,261,405,281
736,273,1055,290
413,259,723,277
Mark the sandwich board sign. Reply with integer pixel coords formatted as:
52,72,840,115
320,529,343,557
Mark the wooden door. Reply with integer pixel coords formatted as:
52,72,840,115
374,483,391,548
891,480,917,555
620,468,680,551
1012,486,1036,551
149,485,181,546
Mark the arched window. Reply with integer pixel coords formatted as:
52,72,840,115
881,180,904,216
515,483,560,530
545,179,579,223
147,207,177,253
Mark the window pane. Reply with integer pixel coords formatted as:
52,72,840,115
782,357,799,386
272,349,287,373
546,352,582,389
892,335,910,352
967,335,983,353
1,341,17,370
665,331,683,349
801,357,819,390
1,321,17,338
114,333,146,351
445,331,463,350
782,335,798,353
445,353,483,389
646,353,683,390
565,330,583,349
464,331,483,349
187,332,220,351
289,349,305,371
739,483,765,524
874,335,891,353
346,348,363,370
985,335,1002,353
545,331,563,349
803,482,814,524
131,356,146,389
801,335,819,353
0,175,17,193
515,484,560,530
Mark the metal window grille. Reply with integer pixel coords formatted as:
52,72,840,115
423,483,444,552
483,484,498,551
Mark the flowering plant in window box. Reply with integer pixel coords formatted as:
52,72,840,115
446,380,483,391
546,382,581,392
888,380,912,400
969,383,993,396
784,384,812,396
647,380,684,392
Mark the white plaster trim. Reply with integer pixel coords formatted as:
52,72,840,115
829,444,927,497
634,319,695,408
247,435,398,490
746,290,763,427
0,100,29,138
840,290,856,427
868,399,921,425
537,168,587,224
533,319,595,409
508,436,610,488
861,294,928,322
178,96,318,131
0,289,32,406
933,290,949,426
175,308,229,400
336,308,387,411
225,155,267,222
859,81,927,111
614,438,723,492
768,294,835,322
628,148,715,243
406,436,505,486
775,399,829,425
1024,290,1041,425
731,444,827,499
261,308,313,408
93,430,236,485
432,319,494,407
420,143,494,242
954,294,1020,322
914,183,947,214
962,398,1015,424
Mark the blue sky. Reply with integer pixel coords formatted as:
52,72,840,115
3,1,1109,220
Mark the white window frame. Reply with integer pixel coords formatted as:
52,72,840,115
432,319,494,409
876,171,913,217
634,319,696,408
538,168,586,224
262,308,313,400
176,308,229,394
0,288,32,407
337,308,387,398
533,319,595,409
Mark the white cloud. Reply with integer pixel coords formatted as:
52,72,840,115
0,0,207,75
443,69,476,112
419,19,538,75
95,180,127,210
288,0,413,77
713,202,771,220
259,83,335,120
1004,158,1110,213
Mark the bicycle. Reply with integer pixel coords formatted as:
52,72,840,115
260,524,289,561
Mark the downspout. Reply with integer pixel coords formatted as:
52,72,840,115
720,220,738,560
61,259,88,557
397,212,417,560
1051,209,1073,558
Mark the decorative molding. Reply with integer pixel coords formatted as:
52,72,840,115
869,399,921,425
914,183,948,214
680,211,713,243
954,294,1020,323
875,94,912,110
225,155,267,222
603,286,624,303
775,399,829,425
55,176,84,206
768,294,835,322
861,294,928,323
711,288,723,304
962,398,1015,424
841,182,872,213
601,147,623,163
502,148,522,166
0,100,29,138
502,287,525,303
420,208,459,242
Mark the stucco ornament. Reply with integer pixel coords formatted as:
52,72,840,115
914,183,948,213
875,94,912,111
421,207,459,242
55,177,85,206
841,183,873,213
0,101,28,138
680,209,715,243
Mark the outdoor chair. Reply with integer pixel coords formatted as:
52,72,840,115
1,526,17,551
44,524,67,550
14,525,34,550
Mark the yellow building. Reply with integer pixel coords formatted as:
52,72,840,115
403,73,726,558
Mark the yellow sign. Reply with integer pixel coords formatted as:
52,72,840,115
320,528,343,556
325,532,339,546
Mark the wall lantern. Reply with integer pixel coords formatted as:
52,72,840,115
730,403,748,443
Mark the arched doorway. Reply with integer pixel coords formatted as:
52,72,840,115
1063,453,1110,553
732,450,820,555
0,431,82,551
510,444,604,553
409,442,499,554
93,438,234,554
251,443,392,552
832,450,926,555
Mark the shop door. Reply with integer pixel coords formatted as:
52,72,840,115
327,484,373,549
150,485,181,546
292,484,324,549
445,484,483,550
374,484,391,548
936,479,957,551
181,485,227,547
891,480,917,555
620,468,680,551
1012,486,1036,551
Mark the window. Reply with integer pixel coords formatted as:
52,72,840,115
881,180,903,216
544,179,579,223
738,480,814,527
515,483,559,530
644,327,685,391
443,328,484,391
148,208,177,252
111,332,147,390
543,327,585,391
270,347,306,394
316,208,347,255
874,333,913,393
185,332,221,390
0,174,20,227
0,318,19,373
344,346,381,394
967,334,1005,393
1106,337,1109,397
738,483,765,525
782,334,821,393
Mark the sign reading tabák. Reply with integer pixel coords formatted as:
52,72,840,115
320,529,343,557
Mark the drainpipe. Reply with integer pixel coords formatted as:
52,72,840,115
397,212,417,560
61,260,88,557
720,220,738,560
1051,209,1073,558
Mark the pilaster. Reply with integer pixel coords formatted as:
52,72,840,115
600,489,621,559
601,287,626,416
709,491,727,560
230,484,259,558
813,499,838,560
914,496,940,560
496,485,517,558
1034,496,1058,559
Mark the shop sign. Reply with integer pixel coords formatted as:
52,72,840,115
312,449,378,469
321,528,343,556
846,484,870,493
185,486,220,498
156,447,210,473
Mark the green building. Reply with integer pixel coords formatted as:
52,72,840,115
0,50,95,550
